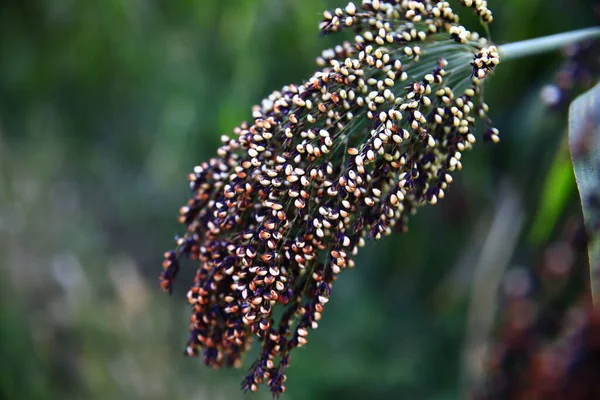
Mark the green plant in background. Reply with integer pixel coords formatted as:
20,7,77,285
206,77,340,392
159,0,600,396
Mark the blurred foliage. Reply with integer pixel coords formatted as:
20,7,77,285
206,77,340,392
0,0,599,399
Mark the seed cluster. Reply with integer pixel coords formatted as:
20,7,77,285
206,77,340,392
457,0,493,23
541,40,600,109
160,0,499,396
474,219,596,399
477,304,600,400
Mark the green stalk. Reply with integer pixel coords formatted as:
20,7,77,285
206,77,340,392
499,27,600,61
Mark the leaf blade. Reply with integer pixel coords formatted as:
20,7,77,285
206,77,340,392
569,81,600,306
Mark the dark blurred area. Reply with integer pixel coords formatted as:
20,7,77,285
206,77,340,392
1,0,599,399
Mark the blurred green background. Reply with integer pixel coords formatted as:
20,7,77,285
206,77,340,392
1,0,598,399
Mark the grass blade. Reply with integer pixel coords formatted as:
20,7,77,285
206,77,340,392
569,81,600,306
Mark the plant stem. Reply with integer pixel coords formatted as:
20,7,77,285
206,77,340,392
499,27,600,61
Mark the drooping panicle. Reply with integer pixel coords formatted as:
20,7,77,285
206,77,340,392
160,0,500,395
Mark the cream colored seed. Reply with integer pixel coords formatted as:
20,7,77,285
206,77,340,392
346,2,356,15
373,137,383,150
428,135,436,147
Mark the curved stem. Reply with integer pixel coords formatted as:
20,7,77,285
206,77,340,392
499,27,600,61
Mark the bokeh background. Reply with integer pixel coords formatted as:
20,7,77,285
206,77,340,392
1,0,599,399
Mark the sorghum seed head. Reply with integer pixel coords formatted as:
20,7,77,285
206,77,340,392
161,1,500,396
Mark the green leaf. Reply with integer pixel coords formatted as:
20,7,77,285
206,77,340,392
529,136,576,246
569,81,600,306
